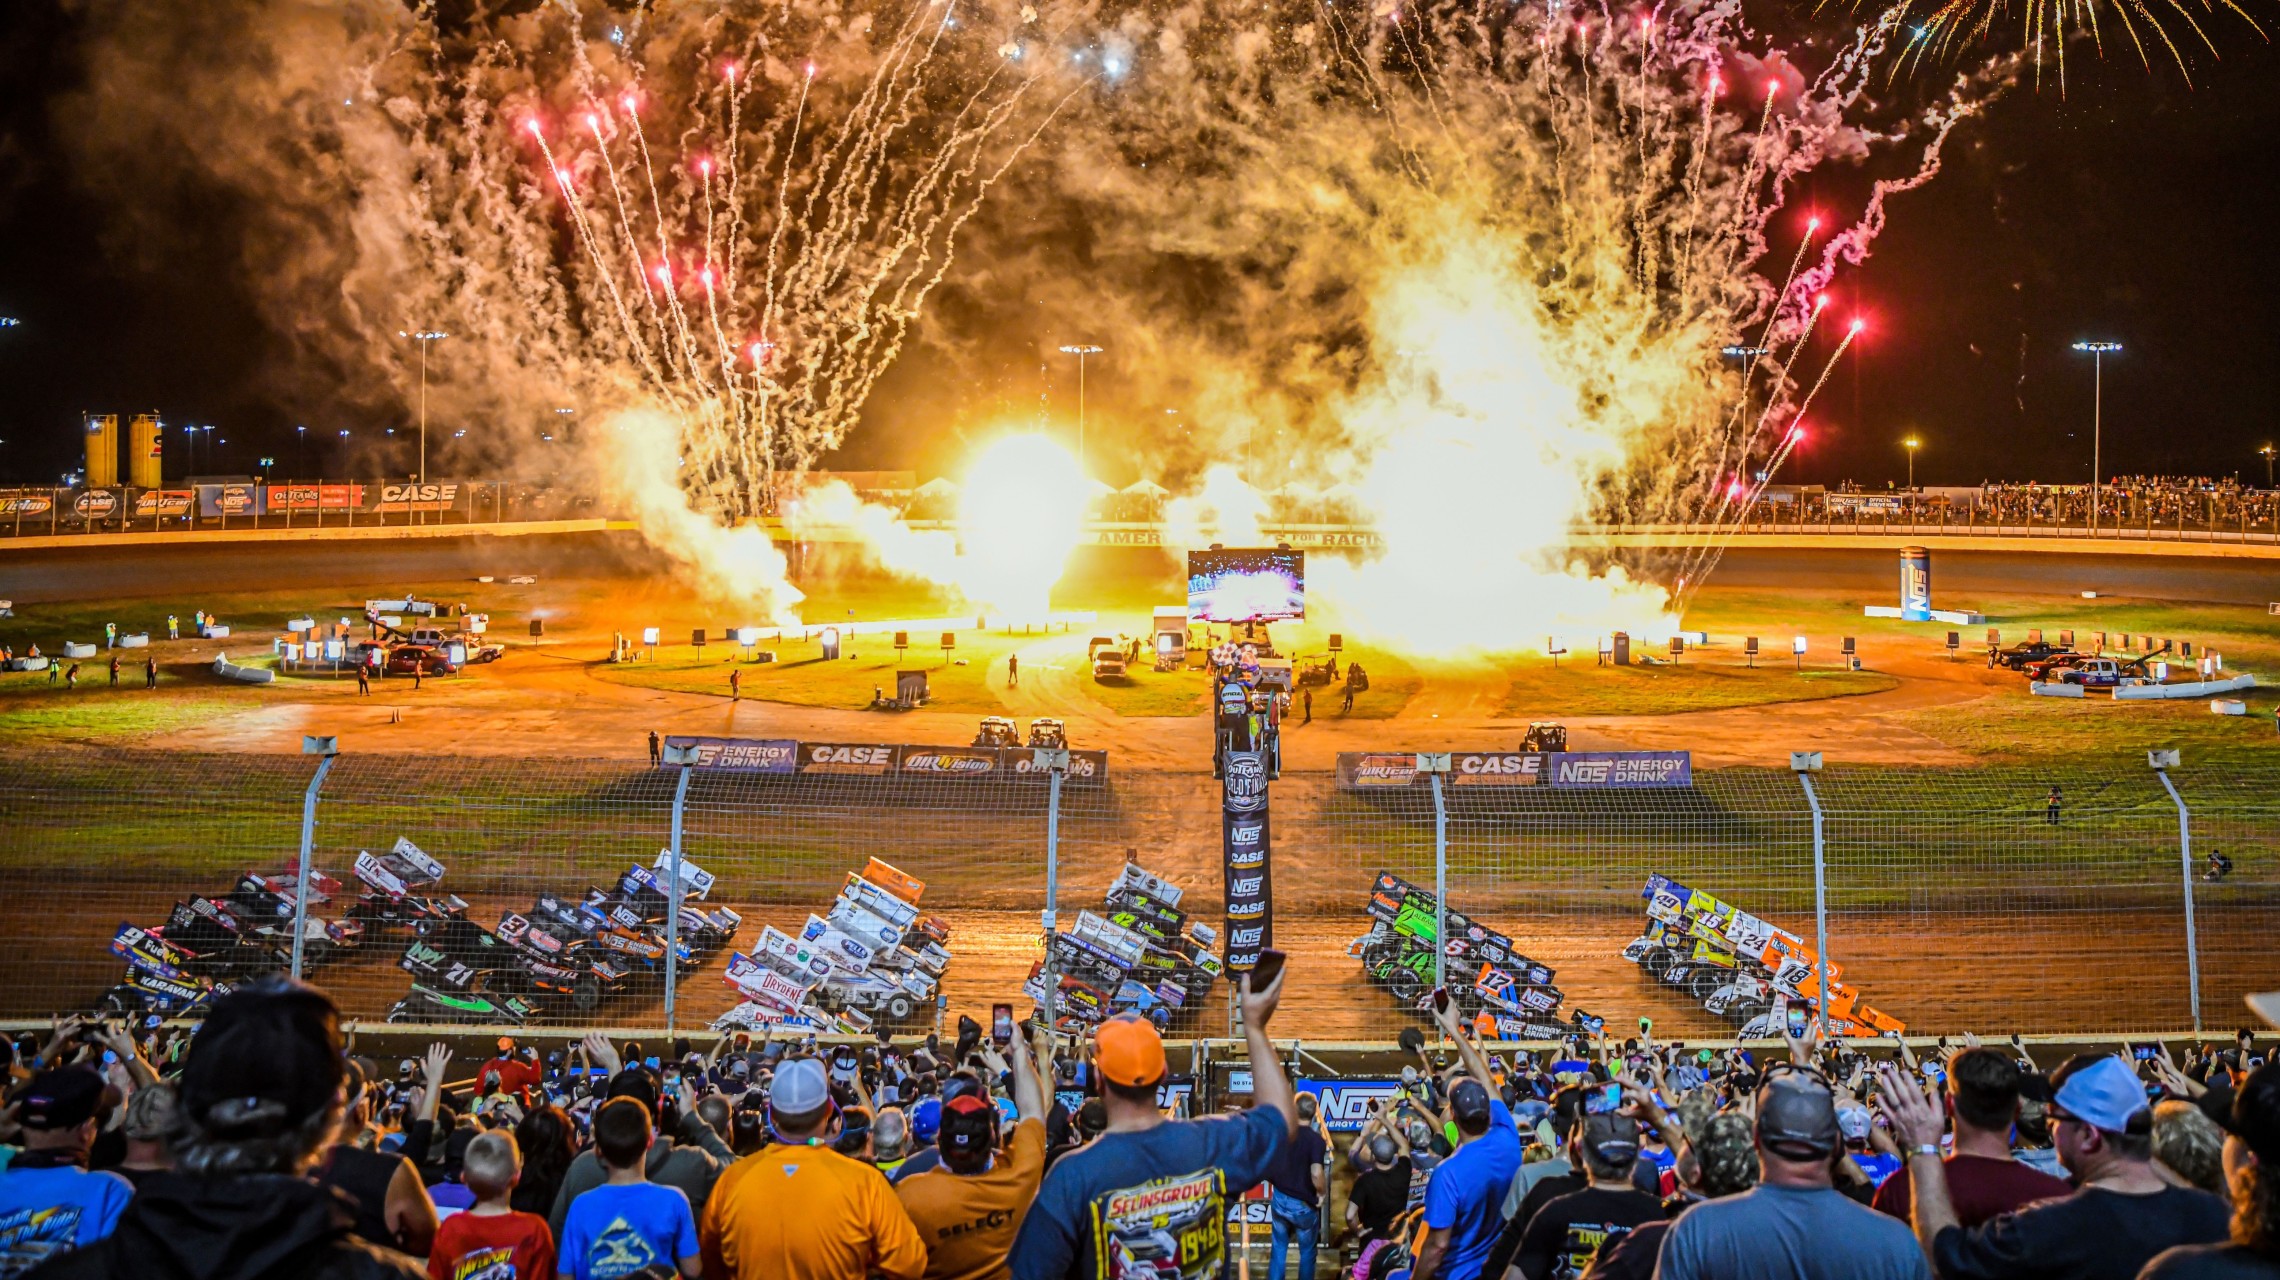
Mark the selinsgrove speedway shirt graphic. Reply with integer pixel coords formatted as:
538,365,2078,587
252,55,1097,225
1088,1167,1226,1280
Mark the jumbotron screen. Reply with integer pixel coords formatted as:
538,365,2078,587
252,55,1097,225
1187,548,1306,623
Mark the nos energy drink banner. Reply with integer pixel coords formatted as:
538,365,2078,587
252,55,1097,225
1221,748,1271,973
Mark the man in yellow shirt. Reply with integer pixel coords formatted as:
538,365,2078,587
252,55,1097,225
895,1020,1051,1280
699,1057,927,1280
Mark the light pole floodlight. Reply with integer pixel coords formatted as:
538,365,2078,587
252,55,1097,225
2072,340,2122,533
1056,344,1106,475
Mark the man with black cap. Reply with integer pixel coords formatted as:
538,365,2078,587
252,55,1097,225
1881,1054,2229,1280
1510,1105,1663,1280
1412,993,1526,1280
0,1066,131,1273
23,977,424,1279
2142,1057,2280,1278
1657,1068,1928,1280
699,1056,925,1280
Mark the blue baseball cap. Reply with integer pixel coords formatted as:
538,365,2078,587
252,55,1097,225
910,1096,942,1142
2049,1055,2153,1135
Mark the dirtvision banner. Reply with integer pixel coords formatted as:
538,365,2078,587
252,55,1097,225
1336,750,1692,791
666,737,1107,784
1221,749,1271,974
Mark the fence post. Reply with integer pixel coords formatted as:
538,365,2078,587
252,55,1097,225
291,736,340,979
2150,751,2202,1031
1791,752,1831,1037
1040,751,1068,1032
662,748,694,1035
1415,754,1453,994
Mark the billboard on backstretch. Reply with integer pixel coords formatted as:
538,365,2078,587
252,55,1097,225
1336,749,1692,790
661,738,1108,784
662,736,798,773
1546,751,1692,789
1187,548,1305,623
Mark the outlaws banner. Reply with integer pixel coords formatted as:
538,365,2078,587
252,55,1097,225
1221,749,1271,974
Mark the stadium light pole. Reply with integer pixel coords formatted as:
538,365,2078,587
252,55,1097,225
1058,344,1104,477
1902,436,1920,491
400,329,449,484
2260,444,2275,490
2073,341,2121,534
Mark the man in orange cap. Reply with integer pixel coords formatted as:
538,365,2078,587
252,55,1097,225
1010,966,1296,1279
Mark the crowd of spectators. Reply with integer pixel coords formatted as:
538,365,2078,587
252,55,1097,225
2,970,2277,1280
1973,478,2280,531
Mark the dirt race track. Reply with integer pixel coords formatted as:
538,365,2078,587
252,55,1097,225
3,531,2277,1039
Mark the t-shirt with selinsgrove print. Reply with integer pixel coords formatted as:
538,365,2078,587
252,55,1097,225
1007,1106,1286,1280
557,1181,699,1280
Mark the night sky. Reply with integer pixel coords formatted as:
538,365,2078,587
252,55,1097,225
0,2,2276,490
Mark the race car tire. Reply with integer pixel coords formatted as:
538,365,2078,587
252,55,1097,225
1686,971,1726,1003
413,918,436,938
1386,969,1426,1005
1641,947,1678,980
886,995,915,1022
1731,999,1771,1028
385,1004,413,1024
571,977,602,1013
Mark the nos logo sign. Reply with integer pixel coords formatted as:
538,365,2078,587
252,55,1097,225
1295,1080,1405,1132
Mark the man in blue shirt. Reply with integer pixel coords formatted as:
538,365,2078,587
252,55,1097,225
1010,965,1295,1279
0,1067,133,1274
1413,995,1523,1280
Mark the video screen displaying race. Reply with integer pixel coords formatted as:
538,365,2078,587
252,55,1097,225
1187,548,1306,623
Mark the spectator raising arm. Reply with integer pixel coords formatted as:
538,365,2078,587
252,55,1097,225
1244,965,1299,1138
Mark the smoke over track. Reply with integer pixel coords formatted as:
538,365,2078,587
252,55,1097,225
54,0,2005,642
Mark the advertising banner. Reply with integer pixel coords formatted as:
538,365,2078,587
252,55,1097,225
0,491,55,518
1010,748,1108,785
265,484,365,511
132,489,194,517
1544,751,1693,789
661,736,798,773
795,743,900,775
196,483,265,518
371,481,467,513
1336,750,1690,790
1221,749,1272,974
1336,752,1421,788
897,746,1003,777
71,489,120,521
1448,752,1544,787
1295,1079,1408,1133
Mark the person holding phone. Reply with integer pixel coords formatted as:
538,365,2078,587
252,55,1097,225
1410,988,1526,1280
1010,956,1297,1280
895,1019,1052,1279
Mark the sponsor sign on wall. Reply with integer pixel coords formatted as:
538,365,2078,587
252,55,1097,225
1295,1079,1408,1132
196,483,265,517
0,491,54,517
373,481,465,512
132,489,194,517
1544,751,1692,789
897,747,1001,776
1337,750,1692,790
662,736,798,773
264,484,365,511
796,743,900,775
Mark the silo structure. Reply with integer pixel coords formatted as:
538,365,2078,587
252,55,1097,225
128,413,163,488
83,414,119,488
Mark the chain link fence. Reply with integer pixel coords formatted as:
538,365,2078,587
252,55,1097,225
0,746,2268,1042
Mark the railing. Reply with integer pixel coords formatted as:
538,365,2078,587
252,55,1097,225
0,480,604,538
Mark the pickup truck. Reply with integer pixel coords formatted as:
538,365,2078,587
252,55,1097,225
2058,658,2127,688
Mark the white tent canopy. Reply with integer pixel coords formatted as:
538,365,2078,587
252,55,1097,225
1121,478,1171,497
